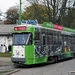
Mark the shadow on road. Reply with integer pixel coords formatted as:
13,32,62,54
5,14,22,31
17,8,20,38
14,58,74,69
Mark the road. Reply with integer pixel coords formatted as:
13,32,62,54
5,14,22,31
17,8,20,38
10,58,75,75
0,57,14,70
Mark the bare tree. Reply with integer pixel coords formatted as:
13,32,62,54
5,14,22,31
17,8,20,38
26,0,75,28
0,9,2,16
26,0,62,23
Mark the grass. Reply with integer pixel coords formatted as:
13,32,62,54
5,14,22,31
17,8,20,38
0,52,11,57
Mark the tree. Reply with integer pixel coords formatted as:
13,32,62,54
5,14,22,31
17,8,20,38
0,9,2,16
5,6,19,24
26,0,75,28
63,8,75,28
22,4,50,23
26,0,62,23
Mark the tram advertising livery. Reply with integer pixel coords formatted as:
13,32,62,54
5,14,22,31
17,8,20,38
11,22,75,66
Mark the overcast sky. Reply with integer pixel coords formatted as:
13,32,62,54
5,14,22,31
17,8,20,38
0,0,29,13
0,0,18,13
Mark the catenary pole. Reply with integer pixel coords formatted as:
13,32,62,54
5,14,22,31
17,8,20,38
18,0,22,25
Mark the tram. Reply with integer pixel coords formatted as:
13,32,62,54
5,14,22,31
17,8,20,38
11,22,75,65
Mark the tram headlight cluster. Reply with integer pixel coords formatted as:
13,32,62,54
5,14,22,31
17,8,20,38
16,50,20,55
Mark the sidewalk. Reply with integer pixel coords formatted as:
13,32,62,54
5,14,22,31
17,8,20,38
0,58,20,75
0,57,13,66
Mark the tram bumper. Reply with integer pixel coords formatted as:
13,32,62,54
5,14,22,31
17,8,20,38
11,57,25,64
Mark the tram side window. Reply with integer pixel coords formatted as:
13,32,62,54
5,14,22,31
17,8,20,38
42,36,46,45
59,35,63,45
47,35,52,45
28,34,32,45
53,34,59,45
68,36,72,45
47,36,50,45
34,33,40,45
74,38,75,44
72,37,75,45
64,36,68,46
71,37,73,45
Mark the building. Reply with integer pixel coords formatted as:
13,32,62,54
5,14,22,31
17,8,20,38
0,18,2,24
0,24,16,52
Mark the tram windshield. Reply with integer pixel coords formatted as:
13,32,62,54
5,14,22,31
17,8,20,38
13,33,32,45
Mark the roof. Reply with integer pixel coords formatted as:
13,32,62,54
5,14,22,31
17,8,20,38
0,24,16,35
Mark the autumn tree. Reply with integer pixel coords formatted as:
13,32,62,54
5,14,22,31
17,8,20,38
5,6,18,24
22,4,50,23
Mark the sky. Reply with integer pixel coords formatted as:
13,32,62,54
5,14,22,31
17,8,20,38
0,0,30,19
0,0,29,13
0,0,19,13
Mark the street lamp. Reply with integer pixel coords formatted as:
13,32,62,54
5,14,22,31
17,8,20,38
18,0,22,25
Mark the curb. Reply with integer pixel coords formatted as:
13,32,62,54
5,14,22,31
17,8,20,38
2,69,20,75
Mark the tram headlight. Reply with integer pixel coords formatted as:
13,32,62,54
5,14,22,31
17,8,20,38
16,50,20,55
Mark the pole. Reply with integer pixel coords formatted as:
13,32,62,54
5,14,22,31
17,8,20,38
18,0,22,25
60,15,62,25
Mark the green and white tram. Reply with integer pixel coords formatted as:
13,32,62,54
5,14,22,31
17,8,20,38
11,22,75,65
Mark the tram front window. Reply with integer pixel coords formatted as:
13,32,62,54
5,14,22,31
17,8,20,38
13,33,32,45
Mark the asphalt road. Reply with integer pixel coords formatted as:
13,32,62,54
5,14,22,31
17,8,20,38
0,57,14,70
10,58,75,75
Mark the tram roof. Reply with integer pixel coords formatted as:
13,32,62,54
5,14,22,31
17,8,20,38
14,22,75,36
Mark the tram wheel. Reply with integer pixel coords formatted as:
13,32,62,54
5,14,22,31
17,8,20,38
54,57,58,62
